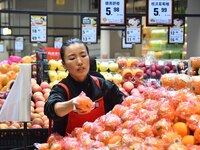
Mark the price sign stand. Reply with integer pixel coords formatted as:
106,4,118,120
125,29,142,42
81,16,98,44
15,37,24,52
30,14,48,43
125,17,142,44
147,0,174,26
121,31,133,49
54,37,63,48
99,0,125,26
168,16,185,44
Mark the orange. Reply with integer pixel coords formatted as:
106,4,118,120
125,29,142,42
182,135,195,145
173,122,190,137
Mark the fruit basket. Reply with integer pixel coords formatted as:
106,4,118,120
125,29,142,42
0,128,48,150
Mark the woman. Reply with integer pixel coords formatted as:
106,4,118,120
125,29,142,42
44,38,125,136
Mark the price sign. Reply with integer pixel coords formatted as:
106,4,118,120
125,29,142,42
121,31,132,49
81,16,97,43
147,0,173,26
125,17,142,44
15,37,24,51
30,15,47,43
0,43,4,53
169,17,185,44
100,0,125,25
54,37,63,48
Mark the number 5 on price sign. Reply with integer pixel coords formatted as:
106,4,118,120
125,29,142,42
147,0,174,26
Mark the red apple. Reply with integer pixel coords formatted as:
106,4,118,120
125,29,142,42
123,81,134,93
32,118,44,127
31,124,42,128
40,81,50,90
35,101,45,108
32,84,42,93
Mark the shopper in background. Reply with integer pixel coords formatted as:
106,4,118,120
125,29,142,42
44,38,125,136
89,56,105,79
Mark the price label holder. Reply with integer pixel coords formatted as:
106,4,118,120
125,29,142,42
81,16,97,44
147,0,174,26
15,37,24,52
168,16,185,44
100,0,125,26
125,17,142,44
54,37,63,48
30,14,47,43
121,31,133,49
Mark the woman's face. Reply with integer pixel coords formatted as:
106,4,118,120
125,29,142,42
62,43,89,82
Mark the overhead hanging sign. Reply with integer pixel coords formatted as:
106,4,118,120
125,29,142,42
125,17,142,44
168,17,185,44
30,15,47,43
54,37,63,48
81,16,97,43
15,37,24,51
147,0,173,26
122,31,133,49
100,0,125,26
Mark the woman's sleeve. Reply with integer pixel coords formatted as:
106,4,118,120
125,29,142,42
44,85,68,120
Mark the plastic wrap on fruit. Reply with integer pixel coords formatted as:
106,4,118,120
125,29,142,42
157,100,175,121
190,76,200,95
138,109,158,125
176,101,197,120
152,118,173,136
160,73,176,89
94,130,114,145
186,114,200,131
47,133,63,145
62,136,81,150
104,113,122,131
73,91,95,114
174,74,191,90
143,137,164,149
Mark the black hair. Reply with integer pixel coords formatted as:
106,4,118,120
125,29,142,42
60,38,89,62
89,56,97,71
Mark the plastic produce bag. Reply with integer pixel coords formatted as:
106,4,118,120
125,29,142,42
0,64,32,122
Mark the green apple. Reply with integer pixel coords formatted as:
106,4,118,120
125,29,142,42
112,74,122,85
57,60,66,71
99,62,109,72
48,59,58,70
103,72,113,82
57,71,68,81
48,70,58,82
109,62,119,72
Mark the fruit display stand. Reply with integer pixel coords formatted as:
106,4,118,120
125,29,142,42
0,128,48,150
0,56,50,150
